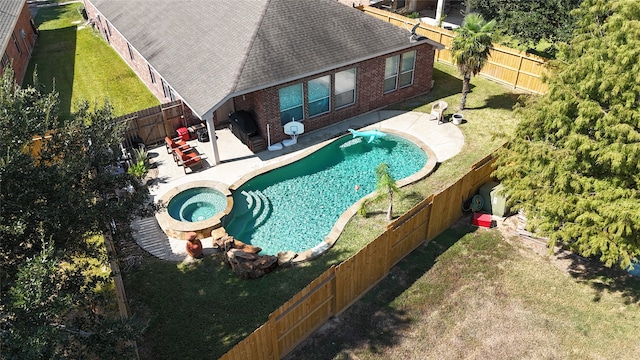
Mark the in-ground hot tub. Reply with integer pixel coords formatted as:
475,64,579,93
156,180,233,239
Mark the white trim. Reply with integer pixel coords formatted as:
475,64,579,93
399,50,416,88
334,68,356,109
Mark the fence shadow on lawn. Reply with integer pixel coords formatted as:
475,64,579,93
283,225,478,360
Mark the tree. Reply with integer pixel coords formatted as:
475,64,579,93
2,242,145,360
375,163,400,221
468,0,581,48
494,0,640,269
0,67,153,358
450,13,496,110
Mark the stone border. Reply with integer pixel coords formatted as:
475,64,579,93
156,180,233,240
228,128,438,263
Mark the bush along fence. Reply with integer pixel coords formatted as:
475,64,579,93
219,154,497,359
358,6,548,94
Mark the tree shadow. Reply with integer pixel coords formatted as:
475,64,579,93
390,67,472,110
465,92,522,111
25,7,77,120
283,226,477,359
560,252,640,305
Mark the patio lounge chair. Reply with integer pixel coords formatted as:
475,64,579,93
164,136,189,154
174,147,204,174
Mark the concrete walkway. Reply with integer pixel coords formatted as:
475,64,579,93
134,110,465,261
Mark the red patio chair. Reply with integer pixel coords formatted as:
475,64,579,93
174,147,204,174
164,136,189,154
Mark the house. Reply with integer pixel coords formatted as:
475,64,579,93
0,0,38,84
83,0,443,163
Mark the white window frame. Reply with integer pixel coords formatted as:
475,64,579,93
127,43,135,61
148,65,156,84
334,68,356,109
12,33,21,56
279,83,304,125
161,78,169,98
308,75,331,117
399,50,416,88
384,55,399,93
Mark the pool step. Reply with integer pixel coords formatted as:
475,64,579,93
253,190,272,228
226,190,272,237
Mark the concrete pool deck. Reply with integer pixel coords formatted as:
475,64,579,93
133,109,465,261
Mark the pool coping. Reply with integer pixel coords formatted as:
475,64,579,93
227,127,438,263
156,180,233,240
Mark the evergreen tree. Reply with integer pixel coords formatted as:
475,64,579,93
494,0,640,268
450,13,496,110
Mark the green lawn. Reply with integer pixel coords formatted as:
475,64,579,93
26,3,159,119
125,62,529,359
285,226,640,359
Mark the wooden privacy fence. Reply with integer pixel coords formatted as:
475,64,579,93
220,154,497,360
116,100,187,149
359,6,548,94
103,231,140,360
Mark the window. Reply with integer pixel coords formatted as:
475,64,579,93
384,51,416,93
279,83,303,125
148,65,156,84
399,50,416,88
334,68,356,108
1,53,9,69
127,43,135,61
169,88,176,101
106,22,112,36
308,75,330,117
161,79,169,98
12,33,21,56
384,55,399,93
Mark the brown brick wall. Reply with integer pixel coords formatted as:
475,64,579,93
236,43,435,144
1,1,37,84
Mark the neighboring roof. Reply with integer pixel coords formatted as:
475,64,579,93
0,0,25,55
90,0,443,119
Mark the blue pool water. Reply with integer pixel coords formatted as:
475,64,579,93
225,133,427,255
168,187,227,222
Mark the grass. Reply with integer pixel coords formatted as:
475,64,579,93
125,63,530,359
285,226,640,359
25,3,159,119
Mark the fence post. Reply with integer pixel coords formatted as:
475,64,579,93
513,55,524,90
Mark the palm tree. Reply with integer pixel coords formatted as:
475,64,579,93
450,13,496,110
375,163,400,221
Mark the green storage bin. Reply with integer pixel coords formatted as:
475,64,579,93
479,181,509,217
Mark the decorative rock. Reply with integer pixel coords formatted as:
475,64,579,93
277,251,297,266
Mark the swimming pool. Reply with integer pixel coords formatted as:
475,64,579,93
225,132,431,256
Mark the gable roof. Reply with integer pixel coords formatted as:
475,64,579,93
90,0,443,119
0,0,25,55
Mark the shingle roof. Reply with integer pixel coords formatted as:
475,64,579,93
0,0,25,55
90,0,442,119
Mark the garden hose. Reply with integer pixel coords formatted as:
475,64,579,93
470,195,484,212
463,194,485,212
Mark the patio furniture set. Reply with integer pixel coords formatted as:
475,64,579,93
164,136,205,174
